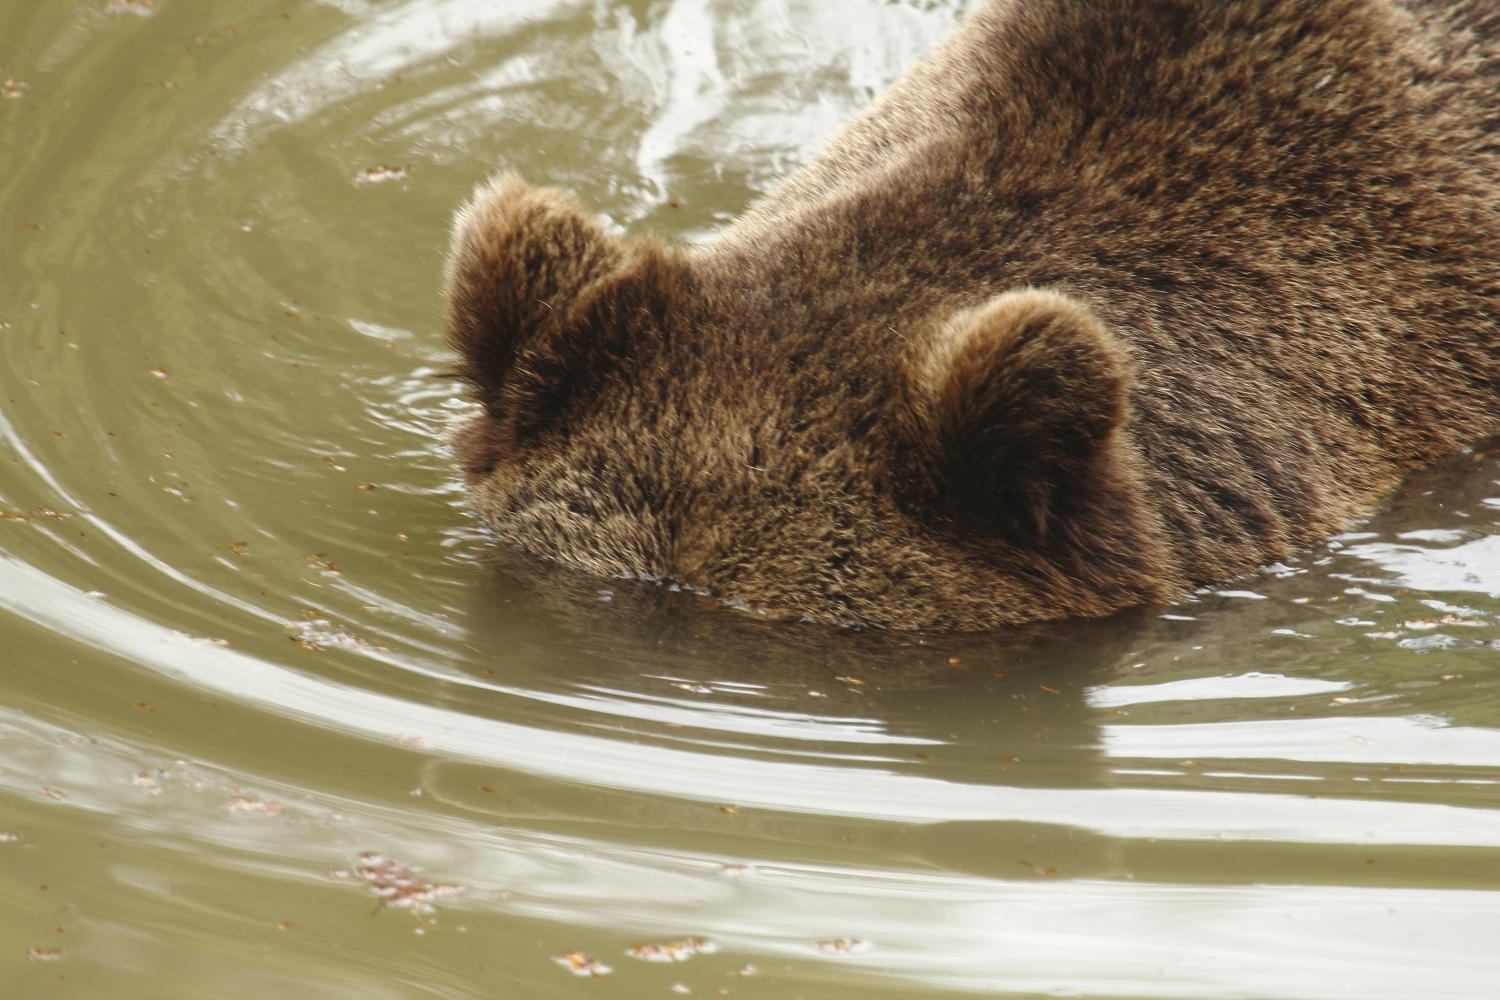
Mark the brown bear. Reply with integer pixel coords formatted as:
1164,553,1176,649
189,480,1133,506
442,0,1500,631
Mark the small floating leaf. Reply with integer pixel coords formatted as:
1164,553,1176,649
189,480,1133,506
552,951,611,977
626,938,716,962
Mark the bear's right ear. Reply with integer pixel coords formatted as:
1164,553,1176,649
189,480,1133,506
444,174,624,413
916,288,1135,538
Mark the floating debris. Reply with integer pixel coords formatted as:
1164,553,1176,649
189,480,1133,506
2,79,28,100
285,617,385,652
1440,615,1486,627
0,832,18,842
227,796,284,814
25,948,61,961
670,985,690,994
672,682,712,694
834,676,864,684
552,952,612,977
1402,619,1439,630
393,734,428,749
816,939,870,954
133,771,164,795
354,166,411,186
34,787,64,801
335,853,463,914
627,938,717,963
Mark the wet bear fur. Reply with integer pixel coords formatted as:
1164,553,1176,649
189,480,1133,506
443,0,1500,630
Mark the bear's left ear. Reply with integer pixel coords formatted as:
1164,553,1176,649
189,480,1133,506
916,288,1134,536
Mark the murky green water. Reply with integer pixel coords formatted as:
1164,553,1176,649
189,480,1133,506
2,1,1498,997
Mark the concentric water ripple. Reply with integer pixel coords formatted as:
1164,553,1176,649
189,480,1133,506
2,2,1498,998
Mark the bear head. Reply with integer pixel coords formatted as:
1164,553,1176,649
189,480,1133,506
444,175,1179,630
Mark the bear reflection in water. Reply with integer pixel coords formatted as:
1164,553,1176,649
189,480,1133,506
431,444,1500,883
442,0,1500,630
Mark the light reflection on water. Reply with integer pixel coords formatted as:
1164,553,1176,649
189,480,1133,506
1102,714,1500,768
5,553,1499,848
1,0,1498,997
8,704,1500,1000
1342,533,1500,595
1087,671,1356,707
4,705,1499,1000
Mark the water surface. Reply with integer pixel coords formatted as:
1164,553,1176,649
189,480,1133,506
2,2,1498,997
